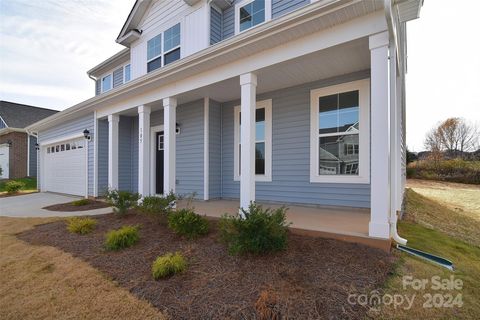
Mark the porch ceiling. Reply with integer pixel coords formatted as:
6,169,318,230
176,37,370,105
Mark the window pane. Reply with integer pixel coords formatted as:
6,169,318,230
164,23,180,52
102,75,112,92
124,64,131,82
164,48,180,65
239,0,264,32
255,108,265,141
147,35,161,61
255,142,265,175
147,57,162,72
338,90,359,132
319,134,359,175
318,90,359,134
318,94,338,134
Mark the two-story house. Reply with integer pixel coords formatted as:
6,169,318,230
27,0,423,248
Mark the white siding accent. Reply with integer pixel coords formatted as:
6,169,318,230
184,5,209,56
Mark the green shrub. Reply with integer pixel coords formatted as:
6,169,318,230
139,191,176,215
167,208,209,239
66,217,97,234
219,203,290,255
152,252,187,279
105,225,140,250
71,199,90,206
5,181,25,194
104,190,140,215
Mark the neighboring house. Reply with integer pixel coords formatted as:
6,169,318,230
0,101,58,179
27,0,422,243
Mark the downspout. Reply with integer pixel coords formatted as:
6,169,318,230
385,0,407,246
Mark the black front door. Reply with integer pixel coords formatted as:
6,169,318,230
156,131,164,194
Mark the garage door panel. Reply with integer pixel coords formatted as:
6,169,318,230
44,139,86,196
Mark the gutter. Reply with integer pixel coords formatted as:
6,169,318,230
384,0,407,246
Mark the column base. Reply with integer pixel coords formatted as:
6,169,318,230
368,221,390,239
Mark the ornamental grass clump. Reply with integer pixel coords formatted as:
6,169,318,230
219,202,290,255
152,252,187,279
167,208,209,239
104,225,140,250
66,217,97,235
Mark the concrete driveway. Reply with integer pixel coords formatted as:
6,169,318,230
0,193,112,217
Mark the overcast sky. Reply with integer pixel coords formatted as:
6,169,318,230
0,0,478,151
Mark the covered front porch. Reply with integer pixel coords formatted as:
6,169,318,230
95,28,396,244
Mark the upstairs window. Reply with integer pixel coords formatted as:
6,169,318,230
147,34,162,72
101,74,112,93
124,64,131,82
164,23,181,65
235,0,271,34
310,79,370,184
147,23,181,72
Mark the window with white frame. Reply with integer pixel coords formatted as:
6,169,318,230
234,99,272,182
101,74,112,93
147,23,181,73
124,64,131,82
310,79,370,183
235,0,272,34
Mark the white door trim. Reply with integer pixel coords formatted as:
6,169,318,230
150,125,164,195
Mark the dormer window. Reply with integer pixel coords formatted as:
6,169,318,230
235,0,271,34
147,23,181,73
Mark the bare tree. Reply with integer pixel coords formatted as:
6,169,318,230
424,118,479,159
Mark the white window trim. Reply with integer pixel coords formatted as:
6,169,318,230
309,79,370,184
101,73,113,93
146,21,183,72
234,0,272,35
233,99,272,182
123,64,131,83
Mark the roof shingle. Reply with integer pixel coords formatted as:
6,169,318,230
0,101,58,129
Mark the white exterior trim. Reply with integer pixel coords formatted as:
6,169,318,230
138,105,151,196
203,97,209,200
108,114,120,190
150,124,164,195
235,0,272,35
27,135,30,176
93,111,98,197
85,139,89,198
234,98,272,182
309,79,370,184
163,97,177,195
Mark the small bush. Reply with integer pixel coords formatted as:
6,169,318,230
104,189,140,215
5,181,25,194
140,192,176,215
105,225,140,250
152,252,187,279
71,199,90,206
408,159,480,184
219,203,290,255
67,217,97,234
167,208,209,239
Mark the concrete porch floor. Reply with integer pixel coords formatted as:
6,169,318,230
178,199,391,251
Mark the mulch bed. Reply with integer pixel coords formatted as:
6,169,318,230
42,200,110,212
18,212,396,320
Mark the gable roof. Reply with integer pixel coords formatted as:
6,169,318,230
0,101,58,129
116,0,152,46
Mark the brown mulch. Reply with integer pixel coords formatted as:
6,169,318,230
42,200,110,212
18,212,396,320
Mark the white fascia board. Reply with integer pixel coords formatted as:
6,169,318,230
0,127,26,135
29,3,386,130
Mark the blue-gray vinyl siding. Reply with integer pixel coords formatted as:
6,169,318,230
95,79,101,96
28,135,37,177
210,7,222,45
97,119,108,195
113,67,124,88
38,113,95,196
0,117,6,128
221,70,371,208
213,0,310,43
209,99,222,198
151,100,205,199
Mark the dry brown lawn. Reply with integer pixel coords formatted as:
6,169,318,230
0,217,165,320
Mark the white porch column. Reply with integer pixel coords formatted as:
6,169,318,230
239,72,257,212
138,105,151,197
108,114,119,190
369,31,391,239
163,97,177,194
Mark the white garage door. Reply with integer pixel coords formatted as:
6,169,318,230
0,144,9,179
44,138,86,196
